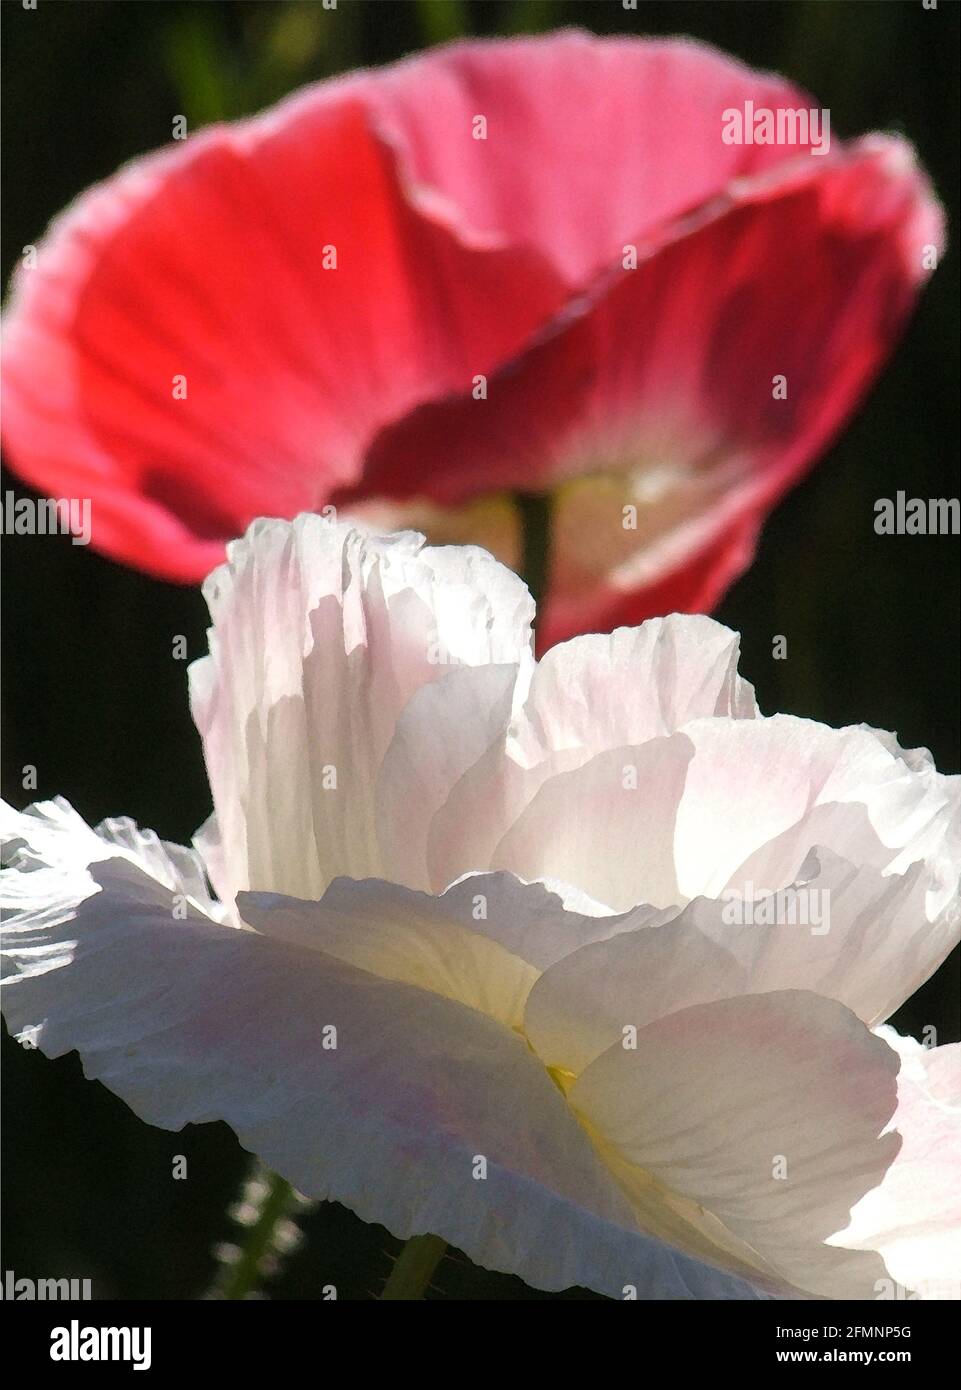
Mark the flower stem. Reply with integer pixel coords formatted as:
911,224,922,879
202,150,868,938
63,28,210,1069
515,490,553,619
380,1233,448,1300
220,1169,295,1300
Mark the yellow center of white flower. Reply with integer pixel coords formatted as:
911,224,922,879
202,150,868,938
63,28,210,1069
546,1063,577,1097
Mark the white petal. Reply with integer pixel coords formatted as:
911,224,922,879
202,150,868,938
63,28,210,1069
188,517,533,904
569,990,901,1299
427,614,756,890
0,796,222,921
240,870,672,1032
1,800,767,1300
375,662,521,890
526,894,746,1075
431,871,671,968
506,616,757,765
673,715,958,902
526,845,957,1074
713,847,958,1028
830,1028,961,1299
489,736,691,911
238,876,539,1031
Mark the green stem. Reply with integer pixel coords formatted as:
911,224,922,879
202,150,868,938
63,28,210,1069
221,1170,295,1300
381,1233,448,1300
515,490,553,621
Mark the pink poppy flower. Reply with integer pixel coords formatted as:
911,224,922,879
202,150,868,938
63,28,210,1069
1,32,943,647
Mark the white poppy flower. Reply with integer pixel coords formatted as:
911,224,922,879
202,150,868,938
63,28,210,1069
2,517,959,1300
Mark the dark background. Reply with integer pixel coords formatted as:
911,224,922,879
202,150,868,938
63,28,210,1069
1,0,958,1300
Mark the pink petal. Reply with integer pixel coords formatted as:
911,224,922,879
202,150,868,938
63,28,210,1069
363,31,819,286
1,33,942,635
353,137,942,647
1,85,563,580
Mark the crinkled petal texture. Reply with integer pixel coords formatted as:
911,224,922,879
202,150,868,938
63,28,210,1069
0,797,916,1301
3,521,960,1298
2,799,772,1300
187,517,535,905
0,33,943,644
